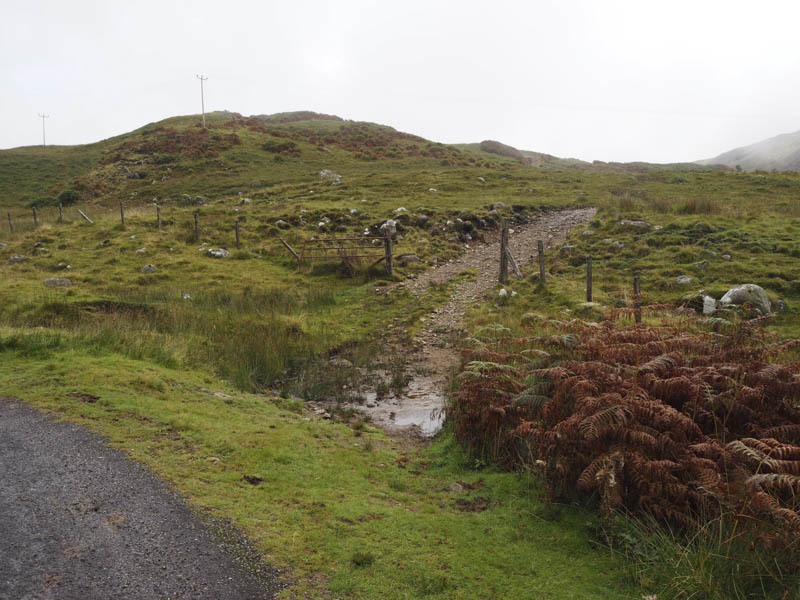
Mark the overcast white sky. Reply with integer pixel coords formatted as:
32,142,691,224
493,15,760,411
2,0,799,162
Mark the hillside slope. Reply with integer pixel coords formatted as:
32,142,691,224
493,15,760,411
699,129,800,171
0,111,525,210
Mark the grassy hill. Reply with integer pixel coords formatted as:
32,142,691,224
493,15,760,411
699,129,800,172
0,111,528,211
4,109,800,598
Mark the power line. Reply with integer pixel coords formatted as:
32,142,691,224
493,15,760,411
196,74,208,128
38,113,49,147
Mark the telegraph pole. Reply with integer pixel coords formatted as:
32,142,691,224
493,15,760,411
196,74,208,128
38,113,50,146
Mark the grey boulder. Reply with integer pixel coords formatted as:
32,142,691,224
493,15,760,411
619,219,651,229
720,284,771,316
207,248,229,259
43,278,71,288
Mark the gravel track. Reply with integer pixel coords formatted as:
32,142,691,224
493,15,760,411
364,207,596,435
0,397,282,600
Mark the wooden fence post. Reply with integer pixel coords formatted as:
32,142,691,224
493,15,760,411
499,221,509,284
32,207,38,227
58,203,63,223
120,202,125,227
156,205,161,231
586,256,593,302
194,212,200,242
537,240,545,283
384,232,393,276
77,209,93,224
7,212,13,233
235,219,241,249
634,273,642,324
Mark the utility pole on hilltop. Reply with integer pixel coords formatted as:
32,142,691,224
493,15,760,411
38,113,50,146
196,74,208,128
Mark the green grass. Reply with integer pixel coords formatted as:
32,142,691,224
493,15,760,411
0,337,633,599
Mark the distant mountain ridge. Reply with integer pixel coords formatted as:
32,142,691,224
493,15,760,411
467,140,717,173
698,130,800,172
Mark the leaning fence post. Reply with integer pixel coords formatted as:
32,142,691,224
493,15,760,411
537,239,545,283
156,205,161,231
7,212,13,233
32,207,38,227
384,231,393,276
194,212,200,242
499,221,509,284
58,203,64,223
586,256,593,302
119,201,125,227
634,273,642,324
235,219,241,249
76,209,93,224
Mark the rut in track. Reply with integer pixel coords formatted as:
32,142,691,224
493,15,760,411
361,207,596,436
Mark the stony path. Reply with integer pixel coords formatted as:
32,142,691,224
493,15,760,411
0,397,282,600
364,208,596,435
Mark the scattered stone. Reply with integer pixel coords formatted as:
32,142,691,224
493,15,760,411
722,254,731,260
676,276,693,285
181,194,192,203
0,242,7,248
195,196,207,205
43,278,71,288
241,197,251,204
211,392,232,399
491,202,508,211
578,301,601,309
56,262,71,270
206,456,220,464
9,255,26,263
329,357,353,368
319,169,341,181
397,254,422,266
619,219,651,229
775,299,788,313
349,208,359,215
275,219,289,229
693,221,712,233
207,248,229,259
393,207,408,214
498,288,508,297
129,235,136,240
694,260,708,271
720,284,771,316
417,214,429,226
603,239,625,250
141,264,157,273
560,245,575,256
428,188,437,193
581,229,594,236
682,290,717,315
380,219,397,236
182,293,192,300
135,248,146,255
447,482,464,494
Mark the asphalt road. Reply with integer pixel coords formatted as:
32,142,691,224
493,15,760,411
0,397,281,600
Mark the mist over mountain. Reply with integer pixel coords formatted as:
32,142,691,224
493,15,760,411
698,130,800,171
